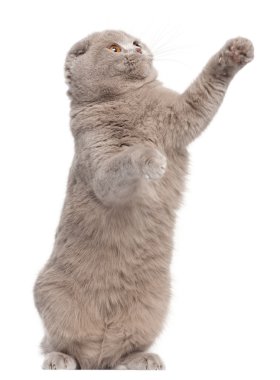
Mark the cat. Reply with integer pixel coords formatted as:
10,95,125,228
34,30,254,370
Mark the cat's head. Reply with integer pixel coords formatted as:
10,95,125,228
65,30,157,102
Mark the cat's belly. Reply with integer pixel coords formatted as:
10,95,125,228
49,186,174,333
41,161,184,367
74,307,167,369
37,262,170,368
67,279,170,369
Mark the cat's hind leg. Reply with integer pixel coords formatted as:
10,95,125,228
42,351,78,370
115,352,165,370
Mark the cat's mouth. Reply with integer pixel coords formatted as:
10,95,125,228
124,54,144,65
123,54,152,78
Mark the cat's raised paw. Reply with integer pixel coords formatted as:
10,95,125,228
220,37,254,67
42,352,77,370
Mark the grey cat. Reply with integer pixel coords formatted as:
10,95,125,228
34,30,254,370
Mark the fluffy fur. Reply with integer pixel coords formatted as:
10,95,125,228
34,30,254,370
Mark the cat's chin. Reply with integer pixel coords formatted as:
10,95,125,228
115,54,152,79
125,62,154,81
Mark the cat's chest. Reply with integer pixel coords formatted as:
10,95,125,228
95,102,160,146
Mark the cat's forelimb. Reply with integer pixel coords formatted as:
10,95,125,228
169,37,254,147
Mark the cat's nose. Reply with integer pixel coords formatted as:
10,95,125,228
135,47,142,54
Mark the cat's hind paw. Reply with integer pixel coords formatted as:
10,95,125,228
115,352,165,370
42,352,77,370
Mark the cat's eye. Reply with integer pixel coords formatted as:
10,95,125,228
108,44,122,53
133,41,141,48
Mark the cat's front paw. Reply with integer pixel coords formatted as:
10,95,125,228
216,37,254,75
137,148,167,180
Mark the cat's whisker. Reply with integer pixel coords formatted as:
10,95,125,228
149,24,188,54
149,25,177,50
153,50,187,59
153,43,199,55
153,49,190,60
148,25,203,68
148,26,171,48
149,29,182,55
152,48,200,62
153,57,192,69
152,42,181,55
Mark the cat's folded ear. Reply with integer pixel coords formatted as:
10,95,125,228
68,36,90,57
65,37,91,88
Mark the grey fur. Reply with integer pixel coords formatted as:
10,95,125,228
34,30,254,370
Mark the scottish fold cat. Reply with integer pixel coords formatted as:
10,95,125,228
34,30,253,369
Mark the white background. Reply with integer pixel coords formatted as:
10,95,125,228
0,0,279,379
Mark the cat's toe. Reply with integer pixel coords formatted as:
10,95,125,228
142,150,167,180
144,353,165,370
